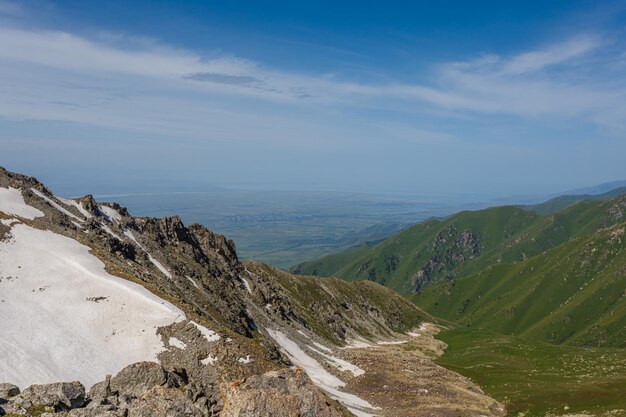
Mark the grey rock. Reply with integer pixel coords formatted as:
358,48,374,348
0,382,20,402
219,369,346,417
18,381,86,410
127,386,202,417
88,374,112,399
109,362,167,399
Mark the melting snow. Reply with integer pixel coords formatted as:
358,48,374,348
297,330,311,339
0,187,44,219
267,329,379,417
309,346,365,377
343,338,373,349
123,229,173,279
312,341,333,353
101,224,122,240
201,354,217,365
238,355,253,364
169,337,187,350
57,197,92,219
240,276,253,294
30,188,82,222
186,275,201,289
0,223,185,388
99,205,122,222
190,321,221,342
377,340,408,345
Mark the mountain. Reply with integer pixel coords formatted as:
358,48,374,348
415,220,626,347
565,180,626,196
520,186,626,215
293,192,626,294
0,167,505,417
292,188,626,415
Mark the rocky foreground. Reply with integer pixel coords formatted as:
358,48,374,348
0,166,505,417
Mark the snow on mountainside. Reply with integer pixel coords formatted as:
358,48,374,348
0,167,505,417
0,221,184,388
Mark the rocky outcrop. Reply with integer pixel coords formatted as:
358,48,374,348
0,364,346,417
220,369,346,417
411,225,481,291
1,381,86,415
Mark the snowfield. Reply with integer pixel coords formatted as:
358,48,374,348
0,222,185,388
0,187,44,220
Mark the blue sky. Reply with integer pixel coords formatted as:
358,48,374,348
1,0,626,196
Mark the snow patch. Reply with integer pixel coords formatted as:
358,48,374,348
1,218,20,226
99,205,122,222
186,275,200,289
169,337,187,350
0,187,44,219
240,276,253,294
343,338,373,349
147,255,173,279
296,330,311,339
57,197,92,219
101,224,122,240
0,223,185,388
312,341,333,353
377,340,408,345
267,329,379,417
201,355,217,365
238,355,253,364
190,321,221,343
31,188,82,221
309,346,365,377
123,229,173,279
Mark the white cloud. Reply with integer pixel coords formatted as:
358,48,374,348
0,25,625,145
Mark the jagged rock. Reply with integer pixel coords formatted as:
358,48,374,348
219,369,346,417
0,383,20,402
88,375,112,399
109,362,167,399
127,386,202,417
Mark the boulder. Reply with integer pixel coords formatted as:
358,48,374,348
0,383,20,402
219,369,346,417
109,362,167,398
18,381,86,410
127,386,202,417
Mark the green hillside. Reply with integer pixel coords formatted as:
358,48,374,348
414,221,626,347
293,195,626,297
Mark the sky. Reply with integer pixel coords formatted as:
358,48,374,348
1,0,626,197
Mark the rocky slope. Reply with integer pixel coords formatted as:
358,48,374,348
0,167,504,417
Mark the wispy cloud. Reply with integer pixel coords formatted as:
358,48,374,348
0,25,625,143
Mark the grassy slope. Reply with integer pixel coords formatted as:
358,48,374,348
414,222,626,347
435,328,626,416
294,196,626,298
